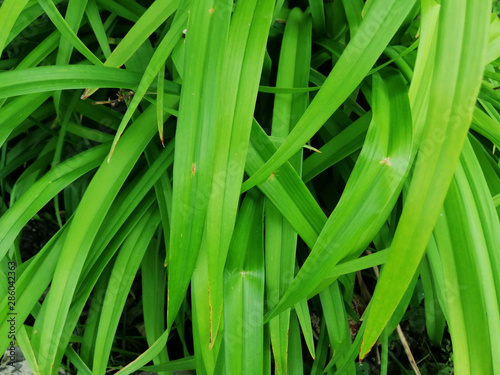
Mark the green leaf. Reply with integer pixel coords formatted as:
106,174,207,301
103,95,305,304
0,0,30,56
241,0,417,192
106,4,187,160
202,0,275,347
360,0,491,358
266,68,413,320
167,0,232,338
0,65,179,99
224,192,265,374
264,8,313,373
92,207,160,374
30,104,162,374
37,0,103,65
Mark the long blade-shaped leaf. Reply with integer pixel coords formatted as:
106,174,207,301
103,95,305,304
266,68,412,320
37,0,103,65
203,0,274,347
167,0,232,334
0,0,30,55
265,8,313,373
428,138,500,374
30,104,160,374
106,4,187,160
359,0,490,358
92,208,160,374
81,0,182,99
241,0,417,192
224,192,265,374
0,65,179,99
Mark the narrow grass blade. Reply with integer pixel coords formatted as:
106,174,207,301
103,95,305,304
486,13,500,63
37,0,103,65
320,282,354,373
293,297,315,360
287,313,304,374
157,64,166,145
106,5,187,160
141,232,169,373
85,0,112,58
191,242,222,374
67,139,177,349
418,257,445,346
0,144,108,258
79,263,112,368
428,137,500,374
4,1,63,47
0,227,68,357
75,197,165,375
308,0,326,35
95,0,141,22
309,318,328,375
0,137,175,362
0,92,52,147
265,8,311,374
145,144,174,259
104,0,180,68
51,0,89,115
472,106,500,149
302,112,371,183
0,65,173,99
341,0,363,37
81,0,181,99
55,0,88,66
247,120,326,248
138,357,196,372
16,325,40,374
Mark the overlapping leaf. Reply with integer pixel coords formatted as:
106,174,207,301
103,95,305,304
266,68,413,320
360,0,491,357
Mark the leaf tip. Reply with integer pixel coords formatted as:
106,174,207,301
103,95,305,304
107,146,116,163
359,336,374,361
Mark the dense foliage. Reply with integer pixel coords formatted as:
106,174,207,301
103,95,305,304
0,0,499,374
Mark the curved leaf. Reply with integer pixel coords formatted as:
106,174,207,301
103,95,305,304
266,68,413,320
